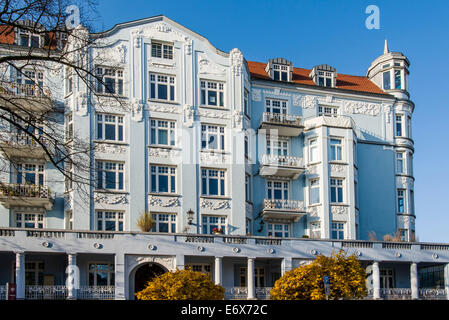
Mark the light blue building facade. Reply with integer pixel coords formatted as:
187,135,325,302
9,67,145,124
0,16,447,300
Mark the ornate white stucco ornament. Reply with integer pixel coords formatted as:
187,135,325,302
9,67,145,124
183,104,195,127
131,98,144,122
233,110,243,128
75,91,88,116
230,48,243,76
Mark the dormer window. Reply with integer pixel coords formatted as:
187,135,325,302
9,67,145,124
17,30,41,48
273,64,289,81
310,64,337,88
265,58,292,82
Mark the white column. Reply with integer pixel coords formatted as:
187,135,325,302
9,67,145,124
176,254,185,270
410,262,419,300
214,257,222,286
372,261,381,300
114,253,126,300
15,251,25,300
67,253,78,300
247,258,255,300
281,258,292,276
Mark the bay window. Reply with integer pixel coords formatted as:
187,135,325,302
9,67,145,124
330,138,342,161
330,178,344,203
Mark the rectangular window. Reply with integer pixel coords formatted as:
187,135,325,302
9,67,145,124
96,161,124,191
200,80,224,107
396,115,403,136
396,152,404,174
267,180,289,200
330,138,342,161
318,71,333,87
65,210,73,230
265,98,287,114
25,262,44,285
201,124,225,151
383,71,391,90
88,263,114,286
244,89,249,116
331,222,345,240
201,169,226,196
16,163,44,185
96,114,124,142
267,223,289,238
65,67,73,95
310,221,321,239
309,179,320,205
95,67,124,95
273,64,288,82
330,178,344,203
150,73,175,101
150,119,175,146
394,70,402,89
186,264,211,275
150,166,176,193
245,174,252,202
15,213,44,229
309,138,318,163
151,42,173,60
266,135,288,156
96,211,124,231
65,113,73,141
397,189,406,213
318,105,338,117
151,213,176,233
202,215,226,234
407,116,412,138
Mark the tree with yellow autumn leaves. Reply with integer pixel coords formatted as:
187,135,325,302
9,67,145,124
270,251,367,300
135,269,225,300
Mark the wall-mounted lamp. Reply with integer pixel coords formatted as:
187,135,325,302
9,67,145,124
187,209,194,225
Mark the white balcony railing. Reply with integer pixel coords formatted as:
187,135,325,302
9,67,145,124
0,132,49,148
25,285,68,300
263,199,305,211
0,183,52,200
261,112,301,126
224,287,273,300
0,83,51,98
260,154,304,168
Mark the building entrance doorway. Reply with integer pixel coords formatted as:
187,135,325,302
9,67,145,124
134,263,166,295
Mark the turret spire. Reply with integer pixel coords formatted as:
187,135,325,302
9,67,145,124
384,39,389,54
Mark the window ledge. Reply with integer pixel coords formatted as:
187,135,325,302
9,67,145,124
148,145,179,150
199,105,230,111
148,192,180,197
95,93,128,99
93,140,128,145
148,99,179,105
94,190,128,194
200,195,231,200
200,149,228,155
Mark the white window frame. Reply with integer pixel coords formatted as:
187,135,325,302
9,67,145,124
151,213,177,233
245,174,252,202
200,80,225,107
396,151,405,174
309,179,320,205
331,221,345,240
329,138,343,161
395,115,403,137
318,105,338,117
96,161,125,191
24,261,44,285
96,113,124,142
202,215,227,234
265,98,287,114
95,66,124,95
151,41,174,60
243,89,250,116
267,180,289,200
65,67,73,95
330,178,344,203
266,135,289,156
201,168,226,196
272,64,289,81
15,212,44,229
267,223,290,238
309,138,319,163
186,264,211,275
95,211,124,231
317,70,333,87
149,73,175,101
201,124,225,151
150,119,176,146
397,189,406,213
150,165,176,194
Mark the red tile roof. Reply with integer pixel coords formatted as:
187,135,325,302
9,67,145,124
247,61,387,95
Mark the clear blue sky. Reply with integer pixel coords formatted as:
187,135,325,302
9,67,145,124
93,0,449,243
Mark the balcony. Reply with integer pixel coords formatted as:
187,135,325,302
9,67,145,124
262,199,306,222
0,83,52,111
0,132,51,160
259,154,305,179
259,112,304,136
0,183,54,210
